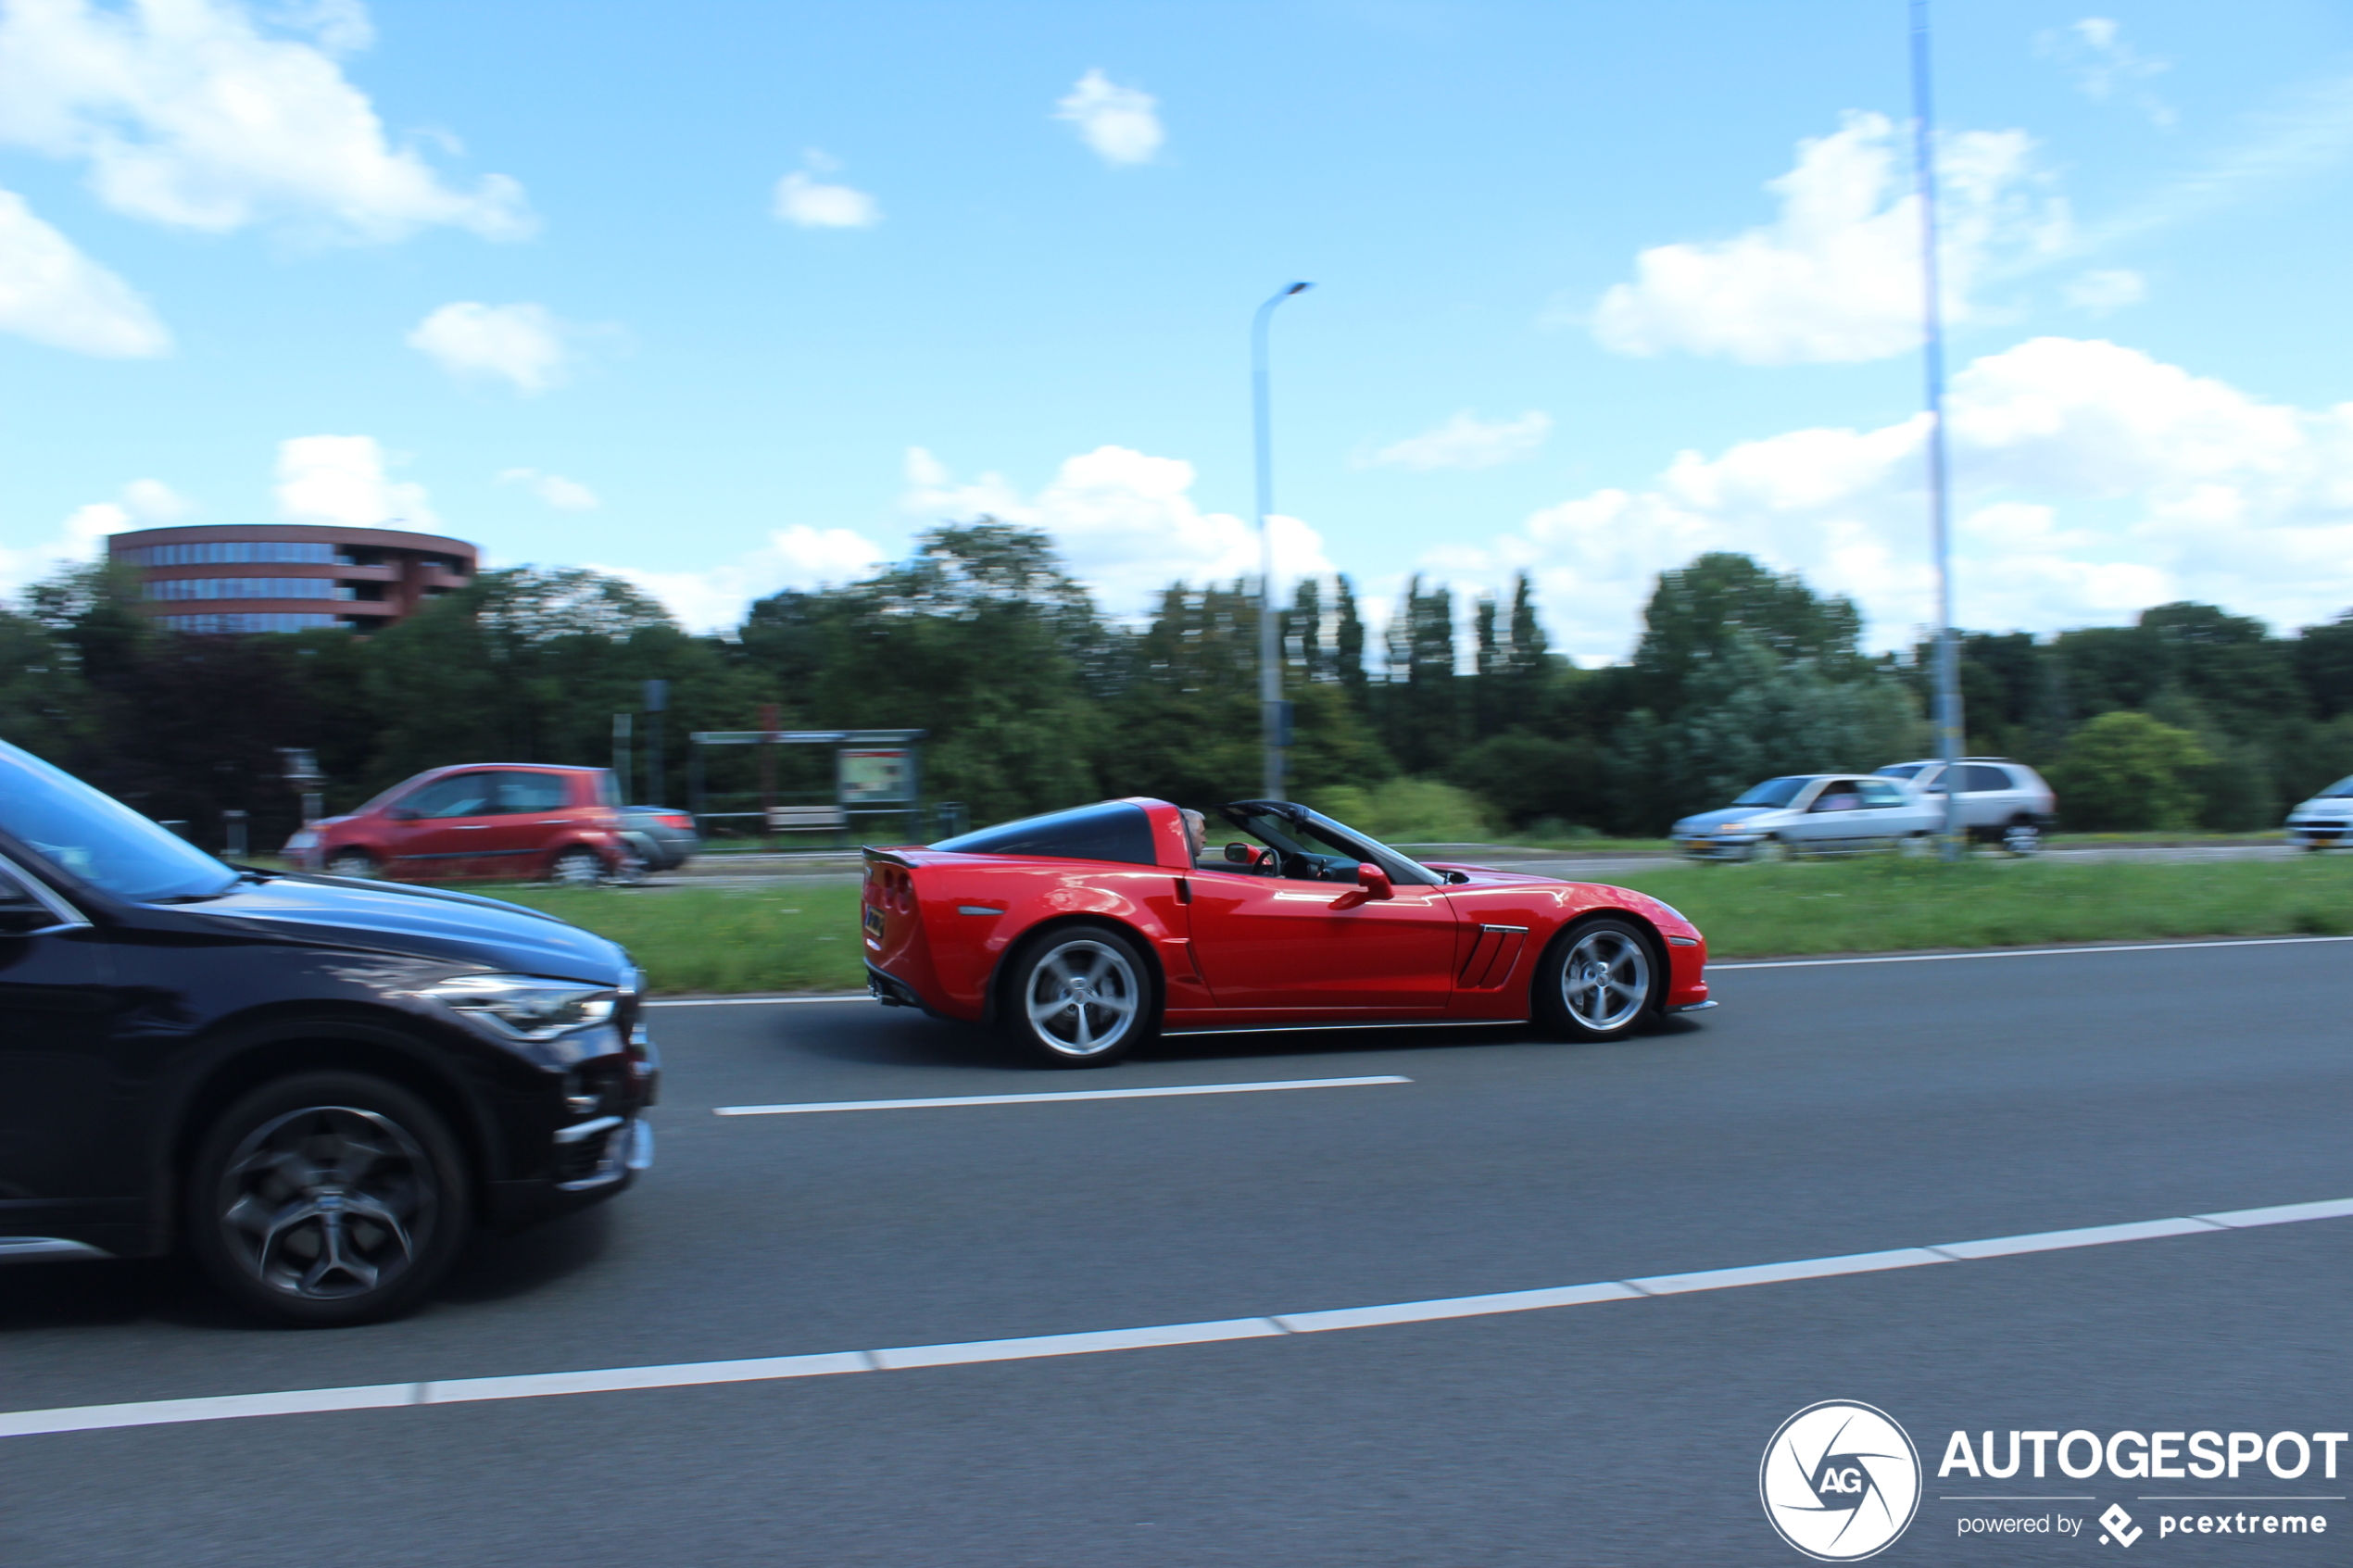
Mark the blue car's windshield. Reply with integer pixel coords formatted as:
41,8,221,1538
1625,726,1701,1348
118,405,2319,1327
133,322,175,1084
1731,776,1809,809
2318,776,2353,799
0,739,238,902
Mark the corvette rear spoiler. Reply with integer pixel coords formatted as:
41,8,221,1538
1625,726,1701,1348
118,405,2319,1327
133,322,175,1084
861,846,917,869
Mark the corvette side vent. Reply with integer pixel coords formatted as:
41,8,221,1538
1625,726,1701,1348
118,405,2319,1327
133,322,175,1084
1459,924,1529,989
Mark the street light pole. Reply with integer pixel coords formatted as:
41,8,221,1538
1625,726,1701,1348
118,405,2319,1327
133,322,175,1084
1910,0,1965,859
1252,281,1313,802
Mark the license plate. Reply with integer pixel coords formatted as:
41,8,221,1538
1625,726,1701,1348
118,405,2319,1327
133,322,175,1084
863,907,885,939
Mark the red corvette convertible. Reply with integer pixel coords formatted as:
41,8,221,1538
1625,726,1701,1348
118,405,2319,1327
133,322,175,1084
862,797,1711,1066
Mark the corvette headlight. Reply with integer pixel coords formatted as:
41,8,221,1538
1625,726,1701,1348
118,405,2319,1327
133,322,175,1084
1649,898,1692,925
421,973,617,1040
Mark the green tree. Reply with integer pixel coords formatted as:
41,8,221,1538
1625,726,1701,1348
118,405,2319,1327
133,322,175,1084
1633,553,1863,714
2045,710,2212,831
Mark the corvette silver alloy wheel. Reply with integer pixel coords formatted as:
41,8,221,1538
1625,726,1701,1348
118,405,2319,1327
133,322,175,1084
217,1104,437,1302
1025,937,1142,1059
1559,926,1651,1033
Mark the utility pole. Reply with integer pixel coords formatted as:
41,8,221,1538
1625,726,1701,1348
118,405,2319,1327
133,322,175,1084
1911,0,1965,859
1252,281,1313,801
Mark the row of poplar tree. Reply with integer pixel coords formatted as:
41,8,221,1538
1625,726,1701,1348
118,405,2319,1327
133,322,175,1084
3,521,2350,849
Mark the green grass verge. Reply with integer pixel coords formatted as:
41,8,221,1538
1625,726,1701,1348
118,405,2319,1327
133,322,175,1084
1612,856,2352,959
482,856,2352,995
495,884,871,995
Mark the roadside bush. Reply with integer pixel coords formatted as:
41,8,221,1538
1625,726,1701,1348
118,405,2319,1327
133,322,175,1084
1308,777,1494,843
2047,710,2211,831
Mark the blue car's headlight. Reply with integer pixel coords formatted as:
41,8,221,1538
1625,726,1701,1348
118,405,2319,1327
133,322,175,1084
420,973,618,1040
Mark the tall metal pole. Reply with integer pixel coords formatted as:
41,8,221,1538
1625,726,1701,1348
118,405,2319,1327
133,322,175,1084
1910,0,1965,859
1252,281,1313,801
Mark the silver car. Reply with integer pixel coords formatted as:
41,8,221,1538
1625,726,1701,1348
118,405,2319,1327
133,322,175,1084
1873,758,2057,854
2284,776,2353,850
1672,774,1941,861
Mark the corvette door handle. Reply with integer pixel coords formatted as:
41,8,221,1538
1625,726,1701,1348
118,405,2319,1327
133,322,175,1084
537,819,573,825
453,824,490,831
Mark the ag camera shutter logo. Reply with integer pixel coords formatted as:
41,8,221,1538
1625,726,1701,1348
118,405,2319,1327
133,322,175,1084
1761,1400,1923,1561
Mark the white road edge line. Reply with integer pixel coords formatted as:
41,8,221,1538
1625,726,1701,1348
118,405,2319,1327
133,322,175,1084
1709,935,2353,971
713,1075,1413,1116
7,1195,2349,1441
646,995,872,1008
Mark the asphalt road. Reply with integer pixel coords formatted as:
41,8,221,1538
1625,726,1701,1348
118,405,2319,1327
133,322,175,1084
4,938,2350,1566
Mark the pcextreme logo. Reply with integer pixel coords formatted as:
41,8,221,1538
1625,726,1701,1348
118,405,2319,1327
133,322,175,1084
1761,1400,1924,1561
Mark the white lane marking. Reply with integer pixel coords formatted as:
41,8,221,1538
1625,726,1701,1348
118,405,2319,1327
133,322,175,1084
713,1075,1412,1116
646,995,871,1008
1710,935,2353,971
7,1194,2347,1441
872,1319,1286,1371
1272,1281,1639,1333
1625,1246,1950,1296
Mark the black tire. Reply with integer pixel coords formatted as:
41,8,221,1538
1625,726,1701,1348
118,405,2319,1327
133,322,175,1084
1000,922,1158,1068
1532,917,1658,1043
2001,819,2043,856
186,1071,472,1327
550,847,605,887
324,847,377,879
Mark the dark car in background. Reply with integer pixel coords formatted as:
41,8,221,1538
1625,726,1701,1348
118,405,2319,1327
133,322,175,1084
0,737,657,1324
620,805,700,872
288,763,638,885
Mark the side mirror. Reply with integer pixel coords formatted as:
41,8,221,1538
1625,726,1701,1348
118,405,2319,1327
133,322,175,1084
1223,842,1253,864
1329,861,1393,911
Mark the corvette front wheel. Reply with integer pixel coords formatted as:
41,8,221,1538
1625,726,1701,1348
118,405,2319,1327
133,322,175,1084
1002,923,1156,1068
1534,919,1655,1043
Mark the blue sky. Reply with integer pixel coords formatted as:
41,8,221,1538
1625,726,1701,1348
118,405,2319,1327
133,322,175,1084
3,0,2351,661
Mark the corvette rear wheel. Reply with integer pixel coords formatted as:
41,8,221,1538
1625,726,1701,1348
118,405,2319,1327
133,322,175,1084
1535,918,1655,1042
1002,923,1156,1068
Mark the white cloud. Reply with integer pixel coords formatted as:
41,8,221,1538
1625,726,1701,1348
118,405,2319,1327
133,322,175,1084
902,444,1333,612
1361,409,1552,471
1436,336,2353,661
2064,267,2145,314
274,433,434,528
497,468,598,510
0,0,532,242
772,151,880,228
0,187,171,355
408,301,575,394
0,476,189,593
1590,112,2066,365
598,525,888,633
121,477,194,518
1053,69,1164,166
2037,17,2174,126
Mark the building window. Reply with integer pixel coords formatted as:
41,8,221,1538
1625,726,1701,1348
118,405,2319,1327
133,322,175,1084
145,577,338,601
129,541,346,566
159,613,341,633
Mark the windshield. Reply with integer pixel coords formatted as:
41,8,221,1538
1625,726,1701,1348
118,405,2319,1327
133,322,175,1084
1874,763,1925,780
2313,776,2353,799
0,738,238,901
1218,801,1441,886
1731,776,1810,809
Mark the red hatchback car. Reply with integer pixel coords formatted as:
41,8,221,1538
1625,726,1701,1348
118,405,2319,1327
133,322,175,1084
863,797,1713,1066
291,764,637,885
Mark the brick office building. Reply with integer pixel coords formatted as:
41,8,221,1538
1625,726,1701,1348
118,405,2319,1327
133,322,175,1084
108,523,479,633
